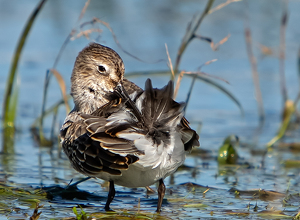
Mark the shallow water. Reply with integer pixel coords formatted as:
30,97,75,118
1,0,300,219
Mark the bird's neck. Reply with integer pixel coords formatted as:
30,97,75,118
72,87,113,114
75,99,108,114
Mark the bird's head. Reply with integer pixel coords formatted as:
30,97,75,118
71,43,125,112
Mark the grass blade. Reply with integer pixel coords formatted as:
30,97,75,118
187,72,243,115
1,0,47,151
31,99,67,129
2,0,47,129
125,70,170,78
31,98,67,146
266,100,295,148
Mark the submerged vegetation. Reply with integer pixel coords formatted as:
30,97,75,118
1,0,300,219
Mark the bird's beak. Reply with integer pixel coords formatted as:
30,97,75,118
115,82,122,95
114,82,144,123
115,82,130,100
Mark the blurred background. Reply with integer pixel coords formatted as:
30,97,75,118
1,0,300,219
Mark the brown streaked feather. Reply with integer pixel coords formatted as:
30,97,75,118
126,155,140,164
122,78,143,95
181,116,191,128
90,98,123,117
61,111,140,176
81,100,143,156
89,143,130,165
77,144,87,154
85,156,103,169
100,143,143,154
105,123,137,136
86,120,106,132
179,116,200,151
75,150,85,162
82,144,98,157
91,132,129,145
143,80,174,123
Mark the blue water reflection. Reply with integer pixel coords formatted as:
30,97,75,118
1,0,300,218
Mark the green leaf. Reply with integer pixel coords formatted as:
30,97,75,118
266,100,295,148
218,135,239,165
72,206,78,217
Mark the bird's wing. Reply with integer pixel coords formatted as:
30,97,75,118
60,101,142,176
81,98,145,155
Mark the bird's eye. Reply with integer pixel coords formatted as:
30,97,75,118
97,65,106,74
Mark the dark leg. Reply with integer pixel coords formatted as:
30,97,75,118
105,181,115,211
156,179,166,212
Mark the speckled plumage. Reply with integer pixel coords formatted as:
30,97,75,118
60,43,199,212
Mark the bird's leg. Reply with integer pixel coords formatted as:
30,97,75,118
105,180,115,211
156,179,166,212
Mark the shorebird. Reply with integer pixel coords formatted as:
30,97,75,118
60,43,199,212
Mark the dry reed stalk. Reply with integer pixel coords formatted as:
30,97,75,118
174,0,215,74
174,0,240,74
244,27,265,122
165,43,175,80
295,48,300,107
53,0,91,69
50,69,70,114
184,70,229,84
70,28,102,40
279,9,288,104
194,34,230,51
174,71,185,99
211,34,231,51
208,0,242,14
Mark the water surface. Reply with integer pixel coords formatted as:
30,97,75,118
1,0,300,219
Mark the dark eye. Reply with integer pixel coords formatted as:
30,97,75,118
97,65,106,74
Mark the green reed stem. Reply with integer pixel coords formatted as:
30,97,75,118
2,0,47,152
2,0,47,129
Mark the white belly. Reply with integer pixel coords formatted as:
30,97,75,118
95,158,185,187
95,138,186,187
